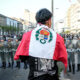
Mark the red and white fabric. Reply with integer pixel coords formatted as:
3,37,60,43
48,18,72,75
14,24,68,69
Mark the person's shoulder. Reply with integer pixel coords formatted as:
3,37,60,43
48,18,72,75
56,33,64,40
21,30,33,41
23,30,32,37
55,33,65,45
24,30,32,35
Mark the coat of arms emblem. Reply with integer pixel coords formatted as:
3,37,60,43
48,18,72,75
35,28,53,44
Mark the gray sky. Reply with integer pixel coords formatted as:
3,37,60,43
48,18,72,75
0,0,77,22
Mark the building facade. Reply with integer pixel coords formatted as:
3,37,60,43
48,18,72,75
54,19,65,33
0,14,23,35
0,14,6,26
65,3,80,33
24,9,36,26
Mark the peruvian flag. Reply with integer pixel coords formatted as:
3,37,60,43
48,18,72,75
14,24,68,69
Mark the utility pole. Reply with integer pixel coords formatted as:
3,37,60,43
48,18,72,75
51,0,54,30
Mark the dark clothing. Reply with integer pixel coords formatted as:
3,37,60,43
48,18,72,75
20,56,59,80
29,74,59,80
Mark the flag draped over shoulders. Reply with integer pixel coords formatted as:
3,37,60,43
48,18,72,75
53,34,68,68
14,24,68,68
14,31,32,59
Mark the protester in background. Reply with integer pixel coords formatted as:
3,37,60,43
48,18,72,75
0,39,6,69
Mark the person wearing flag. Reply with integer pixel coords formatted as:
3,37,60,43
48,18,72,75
14,8,68,80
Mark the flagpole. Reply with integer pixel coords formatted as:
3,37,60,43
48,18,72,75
51,0,54,30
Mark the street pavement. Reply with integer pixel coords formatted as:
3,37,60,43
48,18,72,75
0,67,80,80
64,71,80,80
0,61,29,80
0,68,29,80
0,60,80,80
59,71,80,80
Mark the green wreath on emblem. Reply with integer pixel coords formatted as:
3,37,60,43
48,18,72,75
40,39,46,44
48,30,53,42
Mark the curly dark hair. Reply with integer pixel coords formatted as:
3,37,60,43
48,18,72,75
35,8,52,24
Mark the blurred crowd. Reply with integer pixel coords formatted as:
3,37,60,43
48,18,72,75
0,34,28,69
61,33,80,74
0,33,80,74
